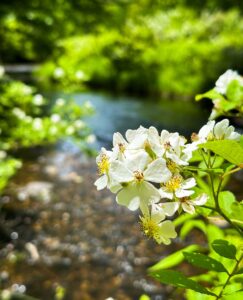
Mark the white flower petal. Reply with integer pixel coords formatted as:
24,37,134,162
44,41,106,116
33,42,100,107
159,220,177,239
126,151,149,172
116,185,140,211
176,189,195,198
159,188,173,200
109,161,133,183
144,158,171,183
160,202,179,216
182,202,195,214
94,175,108,190
180,178,196,189
191,194,208,206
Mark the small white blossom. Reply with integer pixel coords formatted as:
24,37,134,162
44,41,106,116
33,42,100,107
50,114,61,123
56,98,65,106
140,203,177,244
0,65,5,78
94,148,120,191
159,176,196,200
161,193,208,215
33,94,44,106
215,69,243,95
12,108,26,119
53,67,65,79
110,151,171,211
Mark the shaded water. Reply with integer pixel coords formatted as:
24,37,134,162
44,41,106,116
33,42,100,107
0,92,210,299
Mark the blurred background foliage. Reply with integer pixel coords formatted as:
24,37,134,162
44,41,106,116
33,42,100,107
0,0,243,96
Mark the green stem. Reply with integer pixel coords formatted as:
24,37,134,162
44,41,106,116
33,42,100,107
215,254,243,299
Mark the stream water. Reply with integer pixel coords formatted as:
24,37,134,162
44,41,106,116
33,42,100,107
0,91,212,300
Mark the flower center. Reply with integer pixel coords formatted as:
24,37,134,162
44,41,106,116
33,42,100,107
118,142,125,153
140,216,160,240
164,141,171,150
164,175,182,192
133,170,144,182
97,154,109,175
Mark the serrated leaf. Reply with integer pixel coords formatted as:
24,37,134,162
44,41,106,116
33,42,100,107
149,269,215,296
149,244,201,272
211,239,236,259
200,140,243,167
183,252,228,273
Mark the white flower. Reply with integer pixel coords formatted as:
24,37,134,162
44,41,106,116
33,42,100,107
50,114,61,123
140,203,177,244
125,126,159,153
0,65,5,78
94,148,119,191
86,134,96,144
75,70,85,80
32,118,43,130
186,119,240,155
159,176,196,200
12,108,26,119
215,70,243,95
0,150,7,159
212,119,240,141
53,67,65,79
112,132,129,158
110,151,171,210
33,94,44,106
161,193,208,215
56,98,65,106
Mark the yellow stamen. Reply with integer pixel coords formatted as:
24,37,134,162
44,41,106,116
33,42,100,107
97,154,109,175
164,175,182,192
140,216,160,240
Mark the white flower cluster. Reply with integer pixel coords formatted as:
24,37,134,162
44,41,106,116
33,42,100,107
94,120,240,244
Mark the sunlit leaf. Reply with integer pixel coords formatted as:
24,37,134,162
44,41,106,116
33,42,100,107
211,239,236,259
149,269,215,296
183,252,228,273
149,245,201,271
199,140,243,167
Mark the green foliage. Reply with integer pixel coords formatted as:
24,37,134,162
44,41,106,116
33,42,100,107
196,79,243,119
35,8,243,96
0,72,94,193
150,239,243,299
211,240,237,259
150,269,215,296
149,244,201,271
200,140,243,166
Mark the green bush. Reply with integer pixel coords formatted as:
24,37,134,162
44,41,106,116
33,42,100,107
0,68,94,193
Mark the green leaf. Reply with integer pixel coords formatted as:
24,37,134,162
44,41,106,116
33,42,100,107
200,140,243,167
149,269,215,296
222,290,243,300
219,191,236,216
195,89,224,102
180,220,207,240
149,244,201,272
211,239,237,259
139,295,150,300
183,252,228,273
234,268,243,275
226,80,243,104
